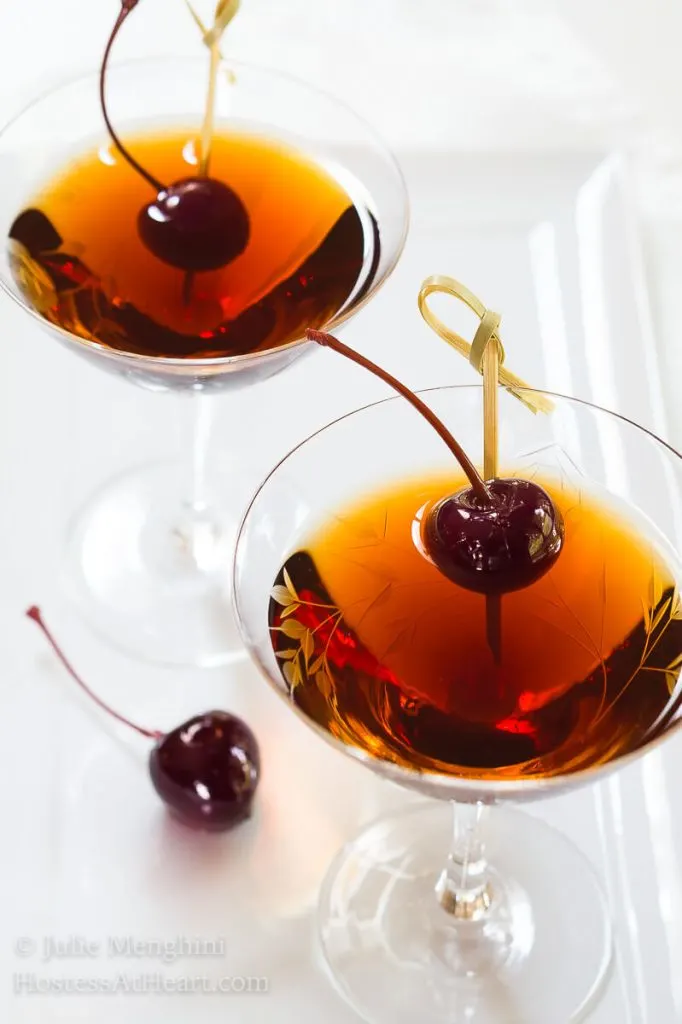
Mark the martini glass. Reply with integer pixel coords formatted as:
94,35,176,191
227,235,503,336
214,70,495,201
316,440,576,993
0,55,408,667
234,384,682,1024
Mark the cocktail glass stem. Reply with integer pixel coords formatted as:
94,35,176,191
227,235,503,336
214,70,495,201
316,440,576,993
436,802,492,920
62,381,244,667
189,387,213,516
174,388,225,573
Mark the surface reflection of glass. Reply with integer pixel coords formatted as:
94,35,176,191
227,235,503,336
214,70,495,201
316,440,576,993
0,56,408,666
234,385,682,1024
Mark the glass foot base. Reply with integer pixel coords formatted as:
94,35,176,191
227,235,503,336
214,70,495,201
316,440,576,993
64,461,245,667
319,803,612,1024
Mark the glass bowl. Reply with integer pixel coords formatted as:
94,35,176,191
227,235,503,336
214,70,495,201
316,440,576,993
0,55,409,666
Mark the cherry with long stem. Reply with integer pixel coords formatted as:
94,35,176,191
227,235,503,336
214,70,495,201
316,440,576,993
99,0,249,276
307,329,565,598
26,606,260,832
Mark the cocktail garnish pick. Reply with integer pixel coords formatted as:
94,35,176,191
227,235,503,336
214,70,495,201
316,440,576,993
181,0,241,303
207,0,241,48
419,275,555,660
418,275,553,415
183,0,238,82
198,0,241,177
477,310,503,661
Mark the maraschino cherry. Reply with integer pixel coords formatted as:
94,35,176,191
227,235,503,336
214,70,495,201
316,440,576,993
26,607,260,832
100,0,249,273
307,329,564,595
423,478,563,594
138,178,249,273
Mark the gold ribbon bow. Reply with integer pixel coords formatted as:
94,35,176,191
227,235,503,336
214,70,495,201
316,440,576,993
417,275,553,415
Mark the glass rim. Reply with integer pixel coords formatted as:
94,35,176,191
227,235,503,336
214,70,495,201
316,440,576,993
0,54,409,370
232,383,682,801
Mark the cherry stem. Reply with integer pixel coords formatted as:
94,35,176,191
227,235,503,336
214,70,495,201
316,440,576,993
99,0,165,194
307,330,492,502
26,607,162,742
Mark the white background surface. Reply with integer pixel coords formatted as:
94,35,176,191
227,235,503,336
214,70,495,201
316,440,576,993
1,3,682,1022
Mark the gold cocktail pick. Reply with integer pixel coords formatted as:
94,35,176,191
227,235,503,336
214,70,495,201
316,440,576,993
418,275,553,662
479,311,503,661
180,0,241,303
194,0,241,175
183,0,240,62
418,275,553,416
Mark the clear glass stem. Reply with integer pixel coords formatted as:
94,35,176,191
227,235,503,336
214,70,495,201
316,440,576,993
176,387,223,572
189,387,214,515
436,801,493,920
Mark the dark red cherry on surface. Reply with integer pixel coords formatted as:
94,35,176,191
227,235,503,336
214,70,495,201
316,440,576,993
149,711,260,832
423,478,564,595
26,608,260,834
138,177,250,272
